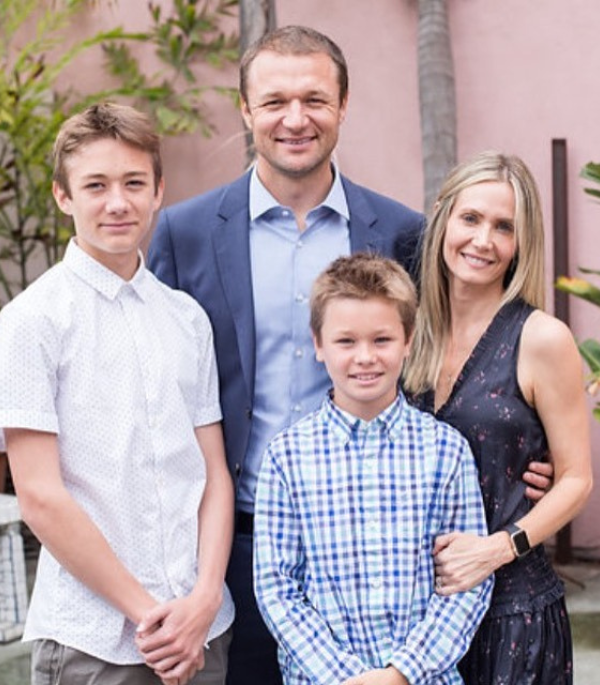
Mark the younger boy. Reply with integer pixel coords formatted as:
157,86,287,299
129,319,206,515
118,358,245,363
253,253,492,685
0,103,234,685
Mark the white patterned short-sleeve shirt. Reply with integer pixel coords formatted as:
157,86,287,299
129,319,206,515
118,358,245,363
0,240,234,664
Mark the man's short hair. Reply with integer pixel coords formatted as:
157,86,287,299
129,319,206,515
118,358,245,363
53,102,162,196
239,25,349,105
310,253,417,342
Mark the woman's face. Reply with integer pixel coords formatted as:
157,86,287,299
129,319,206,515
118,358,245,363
442,181,517,292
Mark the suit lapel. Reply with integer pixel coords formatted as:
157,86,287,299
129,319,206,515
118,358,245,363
212,174,256,399
343,176,383,254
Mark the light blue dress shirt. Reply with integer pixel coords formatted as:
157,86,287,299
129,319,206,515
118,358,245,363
237,167,350,511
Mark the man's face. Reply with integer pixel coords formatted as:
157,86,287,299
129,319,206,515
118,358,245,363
241,50,348,187
53,137,164,279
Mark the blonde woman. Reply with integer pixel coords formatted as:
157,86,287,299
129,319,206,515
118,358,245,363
404,151,593,684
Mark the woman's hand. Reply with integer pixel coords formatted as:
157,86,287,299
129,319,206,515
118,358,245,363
433,531,514,595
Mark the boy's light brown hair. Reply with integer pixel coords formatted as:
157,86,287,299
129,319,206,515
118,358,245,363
310,253,418,342
53,102,162,197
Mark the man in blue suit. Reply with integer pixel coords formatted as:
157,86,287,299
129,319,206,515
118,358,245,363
149,26,424,685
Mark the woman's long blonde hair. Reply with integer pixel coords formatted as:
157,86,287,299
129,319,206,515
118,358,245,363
403,151,546,395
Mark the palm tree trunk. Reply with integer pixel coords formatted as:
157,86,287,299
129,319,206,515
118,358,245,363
239,0,277,165
239,0,276,54
417,0,457,212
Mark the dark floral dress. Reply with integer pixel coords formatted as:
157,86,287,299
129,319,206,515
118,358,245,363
411,299,572,684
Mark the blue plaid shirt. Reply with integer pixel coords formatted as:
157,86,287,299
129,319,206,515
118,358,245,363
254,393,492,685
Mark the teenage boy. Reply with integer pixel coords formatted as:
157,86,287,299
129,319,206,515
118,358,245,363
253,254,493,685
0,103,234,685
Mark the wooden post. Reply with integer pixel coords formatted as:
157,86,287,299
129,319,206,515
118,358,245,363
552,138,572,564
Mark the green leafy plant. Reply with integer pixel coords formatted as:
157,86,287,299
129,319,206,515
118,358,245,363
556,161,600,421
101,0,239,136
581,162,600,200
0,0,238,305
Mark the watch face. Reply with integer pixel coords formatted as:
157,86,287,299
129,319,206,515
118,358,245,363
513,529,530,556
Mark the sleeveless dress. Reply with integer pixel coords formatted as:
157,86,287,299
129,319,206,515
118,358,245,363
411,299,573,684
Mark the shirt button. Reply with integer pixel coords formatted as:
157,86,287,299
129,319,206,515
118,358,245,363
295,294,305,303
294,348,304,358
371,578,382,589
293,404,302,413
297,240,304,249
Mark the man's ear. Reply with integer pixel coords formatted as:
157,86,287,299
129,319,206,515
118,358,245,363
240,98,253,130
339,92,349,125
52,181,72,215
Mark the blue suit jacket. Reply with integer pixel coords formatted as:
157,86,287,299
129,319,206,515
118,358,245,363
147,171,424,485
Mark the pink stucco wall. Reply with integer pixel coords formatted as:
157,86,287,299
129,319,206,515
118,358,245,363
57,0,600,554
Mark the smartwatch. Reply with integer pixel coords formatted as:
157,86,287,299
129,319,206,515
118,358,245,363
503,523,531,559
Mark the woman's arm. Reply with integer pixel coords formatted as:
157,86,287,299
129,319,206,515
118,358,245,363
514,311,593,543
434,311,593,594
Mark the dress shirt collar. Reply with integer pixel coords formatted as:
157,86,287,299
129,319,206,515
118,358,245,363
248,164,350,222
64,238,149,302
321,391,407,444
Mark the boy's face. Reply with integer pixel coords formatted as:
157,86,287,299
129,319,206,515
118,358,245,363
313,296,411,421
53,137,164,279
